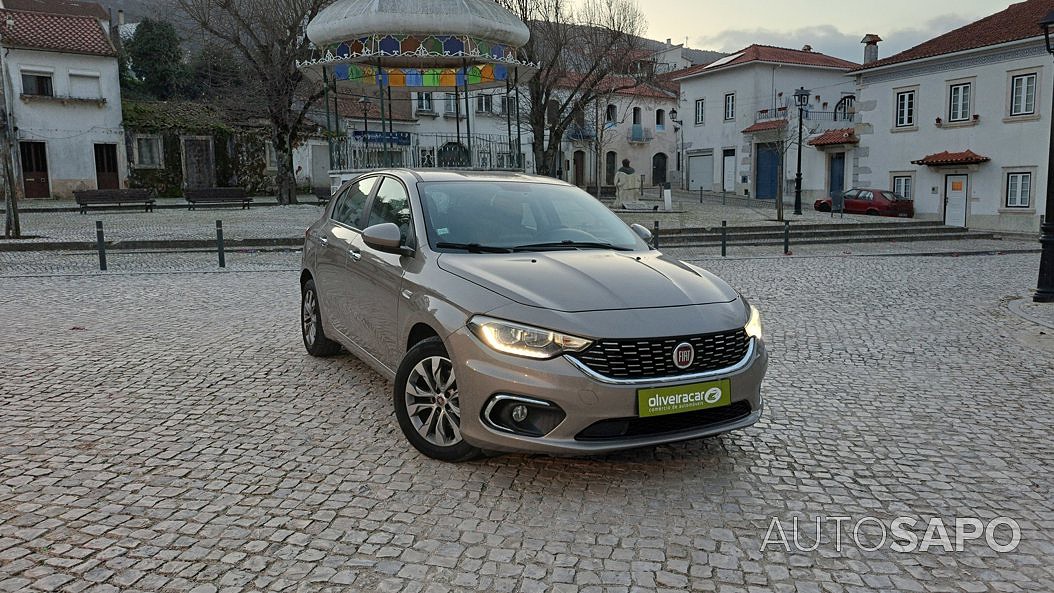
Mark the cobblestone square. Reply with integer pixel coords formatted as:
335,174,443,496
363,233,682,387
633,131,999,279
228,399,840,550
1,249,1052,592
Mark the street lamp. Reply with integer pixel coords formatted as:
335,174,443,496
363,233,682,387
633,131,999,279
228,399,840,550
1035,12,1054,302
793,87,810,216
358,96,372,168
670,108,684,190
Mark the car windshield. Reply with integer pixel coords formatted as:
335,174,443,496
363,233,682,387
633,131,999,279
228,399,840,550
418,181,646,252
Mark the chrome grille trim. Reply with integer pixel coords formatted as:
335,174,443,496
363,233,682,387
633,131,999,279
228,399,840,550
565,338,757,386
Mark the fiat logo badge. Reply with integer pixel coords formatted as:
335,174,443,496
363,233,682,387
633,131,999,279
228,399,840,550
673,343,695,370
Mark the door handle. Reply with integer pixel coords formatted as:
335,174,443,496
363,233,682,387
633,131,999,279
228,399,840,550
319,235,329,247
348,247,362,261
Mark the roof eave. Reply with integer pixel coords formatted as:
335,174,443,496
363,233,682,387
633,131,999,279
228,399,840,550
851,35,1045,76
676,59,855,81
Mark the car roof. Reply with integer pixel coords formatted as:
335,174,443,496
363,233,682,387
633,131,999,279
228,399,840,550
361,169,574,186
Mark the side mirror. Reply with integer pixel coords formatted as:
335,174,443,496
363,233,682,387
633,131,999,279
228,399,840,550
630,223,653,244
362,223,405,255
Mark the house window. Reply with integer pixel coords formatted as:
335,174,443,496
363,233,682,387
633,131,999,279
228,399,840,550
655,109,665,130
134,135,163,169
893,175,913,199
895,91,915,127
266,142,278,170
1011,74,1037,116
724,93,735,120
606,104,617,124
21,72,53,97
546,100,560,124
1006,172,1031,208
69,73,102,99
694,99,705,124
417,92,433,112
476,94,493,113
499,95,509,114
632,107,642,125
444,93,458,114
948,83,971,122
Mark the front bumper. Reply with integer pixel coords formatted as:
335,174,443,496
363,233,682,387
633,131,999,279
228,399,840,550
446,327,768,455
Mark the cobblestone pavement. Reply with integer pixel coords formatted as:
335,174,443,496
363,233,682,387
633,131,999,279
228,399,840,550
1,249,1053,593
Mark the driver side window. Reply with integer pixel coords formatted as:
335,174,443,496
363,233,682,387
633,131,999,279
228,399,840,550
366,177,413,245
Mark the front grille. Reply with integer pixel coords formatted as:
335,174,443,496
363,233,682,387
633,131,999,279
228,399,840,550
569,329,750,380
576,401,752,441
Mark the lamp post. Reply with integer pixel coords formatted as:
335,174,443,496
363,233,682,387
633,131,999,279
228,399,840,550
793,87,810,216
1037,11,1054,302
670,108,684,190
358,96,371,168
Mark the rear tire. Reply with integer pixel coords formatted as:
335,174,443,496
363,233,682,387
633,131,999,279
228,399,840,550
301,279,341,357
866,209,879,216
394,337,484,462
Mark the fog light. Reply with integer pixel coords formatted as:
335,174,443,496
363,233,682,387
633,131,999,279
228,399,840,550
511,405,528,422
482,395,566,437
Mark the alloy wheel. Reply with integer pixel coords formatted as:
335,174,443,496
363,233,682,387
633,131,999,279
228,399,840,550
302,289,318,346
404,356,463,447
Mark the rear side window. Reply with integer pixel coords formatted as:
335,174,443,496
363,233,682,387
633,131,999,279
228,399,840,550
366,177,412,244
332,177,377,228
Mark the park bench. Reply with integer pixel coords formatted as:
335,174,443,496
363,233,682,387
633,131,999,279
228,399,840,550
74,189,156,214
184,187,253,210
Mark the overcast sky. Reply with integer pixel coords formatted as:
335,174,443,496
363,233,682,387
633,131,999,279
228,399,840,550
619,0,1002,62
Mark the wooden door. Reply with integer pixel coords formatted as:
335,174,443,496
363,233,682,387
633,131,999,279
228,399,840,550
19,142,50,199
94,144,120,190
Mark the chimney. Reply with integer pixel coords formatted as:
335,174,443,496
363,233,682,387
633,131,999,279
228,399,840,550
666,38,672,47
801,45,812,52
117,9,125,27
861,34,882,64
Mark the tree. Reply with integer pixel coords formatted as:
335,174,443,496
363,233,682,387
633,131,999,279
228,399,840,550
174,0,330,205
125,19,188,100
498,0,649,177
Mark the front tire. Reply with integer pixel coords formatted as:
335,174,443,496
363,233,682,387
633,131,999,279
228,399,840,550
394,337,483,462
301,279,341,357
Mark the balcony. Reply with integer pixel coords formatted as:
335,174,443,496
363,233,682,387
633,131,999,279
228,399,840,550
568,123,596,141
627,124,653,143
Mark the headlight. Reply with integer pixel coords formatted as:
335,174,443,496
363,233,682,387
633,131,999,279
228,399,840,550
468,316,592,359
744,305,763,340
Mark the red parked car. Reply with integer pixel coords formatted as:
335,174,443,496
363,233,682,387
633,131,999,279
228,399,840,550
814,189,915,217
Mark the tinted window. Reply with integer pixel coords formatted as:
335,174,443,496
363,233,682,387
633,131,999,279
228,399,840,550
419,181,644,251
332,177,376,228
366,177,413,244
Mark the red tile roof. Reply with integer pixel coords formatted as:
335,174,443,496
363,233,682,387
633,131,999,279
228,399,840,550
853,0,1053,72
674,44,858,80
809,128,859,146
742,119,788,134
911,150,991,166
0,0,108,20
0,8,116,56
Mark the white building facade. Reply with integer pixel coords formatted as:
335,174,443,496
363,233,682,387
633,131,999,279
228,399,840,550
0,7,126,199
851,0,1051,232
674,45,858,204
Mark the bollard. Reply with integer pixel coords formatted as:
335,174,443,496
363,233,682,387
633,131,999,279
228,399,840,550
699,186,703,203
721,220,727,257
653,220,660,249
216,220,226,268
95,221,107,271
722,189,727,205
783,221,791,255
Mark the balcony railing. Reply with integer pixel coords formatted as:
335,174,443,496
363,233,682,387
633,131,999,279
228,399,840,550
332,132,523,172
568,124,596,141
628,124,653,143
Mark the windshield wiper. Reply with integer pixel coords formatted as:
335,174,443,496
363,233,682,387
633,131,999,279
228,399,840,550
513,241,633,252
435,242,514,254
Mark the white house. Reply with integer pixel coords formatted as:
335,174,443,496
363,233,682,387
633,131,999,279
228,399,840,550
0,4,126,199
850,0,1051,232
674,44,859,203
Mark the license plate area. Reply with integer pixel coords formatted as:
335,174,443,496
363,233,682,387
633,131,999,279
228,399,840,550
637,379,731,418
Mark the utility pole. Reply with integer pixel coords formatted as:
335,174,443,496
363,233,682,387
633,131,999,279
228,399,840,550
0,36,24,238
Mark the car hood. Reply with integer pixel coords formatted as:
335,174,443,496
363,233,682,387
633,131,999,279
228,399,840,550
437,251,738,313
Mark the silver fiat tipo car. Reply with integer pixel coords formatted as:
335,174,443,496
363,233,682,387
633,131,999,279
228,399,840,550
301,170,767,461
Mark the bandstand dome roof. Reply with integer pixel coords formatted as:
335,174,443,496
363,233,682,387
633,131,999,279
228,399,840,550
307,0,530,48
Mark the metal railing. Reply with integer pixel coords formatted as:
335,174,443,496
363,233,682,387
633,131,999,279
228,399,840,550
628,124,654,143
332,132,524,171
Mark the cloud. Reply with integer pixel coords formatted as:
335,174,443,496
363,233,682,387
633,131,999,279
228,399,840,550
693,14,976,63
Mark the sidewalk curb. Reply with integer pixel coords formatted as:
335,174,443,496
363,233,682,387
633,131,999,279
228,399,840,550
0,237,304,253
1007,297,1054,331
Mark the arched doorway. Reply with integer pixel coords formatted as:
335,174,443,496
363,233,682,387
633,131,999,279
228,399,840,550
605,151,617,185
573,150,586,187
438,142,468,167
652,153,668,186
